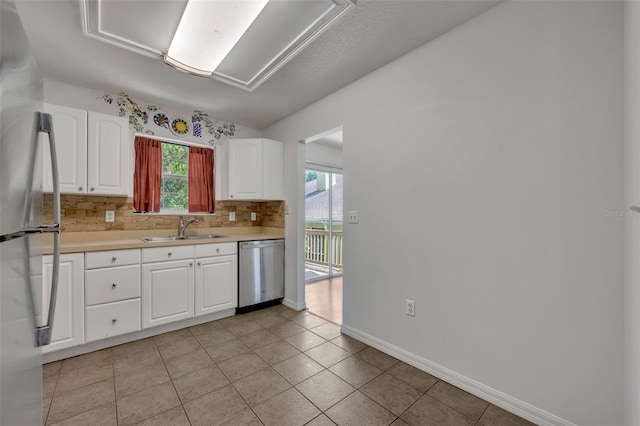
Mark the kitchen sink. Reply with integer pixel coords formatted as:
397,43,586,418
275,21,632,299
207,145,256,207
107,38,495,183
140,234,228,242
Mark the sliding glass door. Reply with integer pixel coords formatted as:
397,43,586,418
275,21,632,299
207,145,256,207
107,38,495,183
305,168,343,282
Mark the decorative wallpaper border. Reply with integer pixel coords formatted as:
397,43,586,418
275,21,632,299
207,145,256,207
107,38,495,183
99,92,236,145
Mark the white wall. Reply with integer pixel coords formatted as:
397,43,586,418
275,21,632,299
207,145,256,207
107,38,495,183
305,143,343,169
625,2,640,425
265,2,624,425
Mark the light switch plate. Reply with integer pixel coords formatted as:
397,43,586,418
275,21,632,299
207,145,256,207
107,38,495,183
251,212,257,221
348,210,359,224
105,211,115,223
229,212,236,221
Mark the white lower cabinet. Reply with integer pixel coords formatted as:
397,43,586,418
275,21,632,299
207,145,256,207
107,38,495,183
195,255,237,316
42,253,84,354
43,243,238,353
85,299,141,342
84,249,141,342
142,259,195,328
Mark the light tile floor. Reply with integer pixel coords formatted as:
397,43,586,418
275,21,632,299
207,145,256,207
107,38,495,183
42,305,535,426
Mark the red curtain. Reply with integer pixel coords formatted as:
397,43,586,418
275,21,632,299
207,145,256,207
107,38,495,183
188,146,215,213
133,136,162,213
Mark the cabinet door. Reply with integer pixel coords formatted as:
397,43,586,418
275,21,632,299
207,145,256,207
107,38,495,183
87,112,130,195
42,104,87,194
228,139,262,199
262,138,284,200
42,253,84,354
142,260,194,328
195,255,237,316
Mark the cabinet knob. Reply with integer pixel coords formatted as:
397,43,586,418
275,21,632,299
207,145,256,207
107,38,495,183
112,283,117,289
230,195,234,198
189,262,193,267
168,252,172,257
90,187,95,191
112,318,117,324
111,257,117,262
197,262,201,266
216,248,220,253
78,186,83,191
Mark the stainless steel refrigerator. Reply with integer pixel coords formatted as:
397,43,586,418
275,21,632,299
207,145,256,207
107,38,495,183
0,1,61,424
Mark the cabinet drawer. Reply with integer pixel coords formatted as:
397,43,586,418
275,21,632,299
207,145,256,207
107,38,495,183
142,245,194,263
85,249,140,269
85,299,140,342
195,242,237,258
85,265,141,306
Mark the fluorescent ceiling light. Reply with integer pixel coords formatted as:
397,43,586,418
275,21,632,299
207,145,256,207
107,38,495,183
164,0,268,77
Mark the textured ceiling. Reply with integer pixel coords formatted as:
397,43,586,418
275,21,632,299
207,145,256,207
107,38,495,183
16,0,499,129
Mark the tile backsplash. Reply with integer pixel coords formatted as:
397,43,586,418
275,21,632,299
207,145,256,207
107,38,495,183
43,194,284,232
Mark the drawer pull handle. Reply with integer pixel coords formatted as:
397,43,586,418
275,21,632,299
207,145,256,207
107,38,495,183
90,187,95,191
168,252,172,257
78,186,83,191
216,248,220,253
111,257,117,262
112,318,117,324
112,283,117,289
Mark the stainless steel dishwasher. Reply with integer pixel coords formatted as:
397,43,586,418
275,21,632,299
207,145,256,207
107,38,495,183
238,239,284,311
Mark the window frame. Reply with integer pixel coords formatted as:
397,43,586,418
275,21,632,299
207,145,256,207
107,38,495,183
160,141,189,213
133,134,216,216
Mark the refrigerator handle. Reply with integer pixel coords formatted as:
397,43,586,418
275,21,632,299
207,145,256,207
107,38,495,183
35,112,61,347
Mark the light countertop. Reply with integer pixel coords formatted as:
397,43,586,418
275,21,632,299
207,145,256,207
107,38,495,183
42,227,285,254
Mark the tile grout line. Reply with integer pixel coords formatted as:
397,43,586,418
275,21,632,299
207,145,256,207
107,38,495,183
423,381,490,424
474,400,492,426
43,366,60,426
392,379,435,425
110,348,118,425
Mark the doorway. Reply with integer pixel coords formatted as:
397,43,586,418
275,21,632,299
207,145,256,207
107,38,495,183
302,128,343,324
304,169,343,281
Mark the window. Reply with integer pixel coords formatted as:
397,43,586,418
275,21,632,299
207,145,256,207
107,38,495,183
161,142,189,211
133,135,215,214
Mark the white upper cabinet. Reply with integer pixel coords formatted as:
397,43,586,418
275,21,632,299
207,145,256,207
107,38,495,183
87,112,130,195
42,104,87,194
42,104,130,195
218,138,284,201
229,139,262,200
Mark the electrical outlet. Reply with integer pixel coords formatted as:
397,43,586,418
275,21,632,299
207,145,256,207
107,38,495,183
229,212,236,221
105,211,115,223
251,212,257,221
406,299,415,317
348,210,359,224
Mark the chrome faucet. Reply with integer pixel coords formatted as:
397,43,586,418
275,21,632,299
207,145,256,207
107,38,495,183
178,216,199,237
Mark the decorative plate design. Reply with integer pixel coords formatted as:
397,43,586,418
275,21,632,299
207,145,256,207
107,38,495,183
153,113,169,128
170,117,190,136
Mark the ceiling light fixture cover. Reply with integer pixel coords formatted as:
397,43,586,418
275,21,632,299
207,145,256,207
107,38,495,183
164,0,269,77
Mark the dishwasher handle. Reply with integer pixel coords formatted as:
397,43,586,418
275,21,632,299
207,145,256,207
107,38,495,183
240,240,283,249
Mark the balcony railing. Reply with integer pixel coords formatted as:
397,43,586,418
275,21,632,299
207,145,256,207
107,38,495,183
304,229,343,269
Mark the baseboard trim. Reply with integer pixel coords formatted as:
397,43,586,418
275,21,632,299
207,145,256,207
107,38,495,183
282,297,306,311
42,308,235,363
340,324,577,426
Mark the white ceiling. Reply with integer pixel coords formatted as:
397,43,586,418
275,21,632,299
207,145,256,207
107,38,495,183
310,130,343,150
81,0,356,90
16,0,499,130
